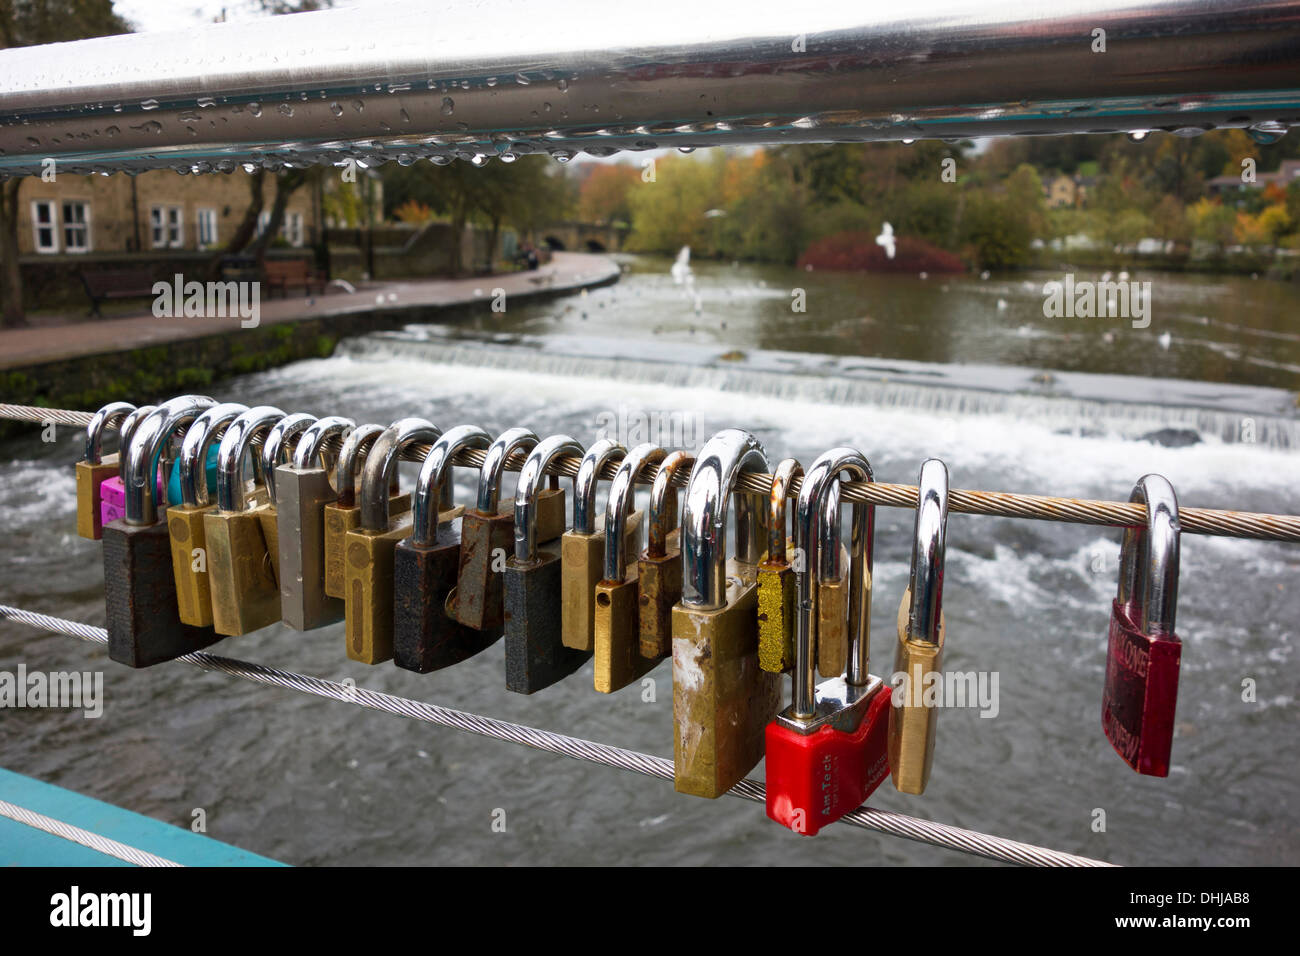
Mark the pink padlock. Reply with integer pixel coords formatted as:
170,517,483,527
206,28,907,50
100,467,167,529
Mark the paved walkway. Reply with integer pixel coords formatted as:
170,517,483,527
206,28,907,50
0,252,619,370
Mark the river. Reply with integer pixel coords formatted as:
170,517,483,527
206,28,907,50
0,254,1296,866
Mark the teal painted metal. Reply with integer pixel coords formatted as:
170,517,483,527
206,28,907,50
0,768,285,867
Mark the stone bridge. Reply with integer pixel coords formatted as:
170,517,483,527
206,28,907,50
536,220,629,253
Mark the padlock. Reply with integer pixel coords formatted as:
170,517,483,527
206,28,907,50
256,412,317,583
323,423,411,599
671,428,782,798
594,443,667,693
1101,474,1183,777
343,418,447,665
452,427,540,631
766,447,891,835
503,434,590,694
98,404,158,529
637,450,689,660
103,395,219,667
561,439,638,652
888,458,949,795
76,401,135,540
757,458,801,673
167,402,249,627
203,406,286,636
277,415,355,630
814,481,850,679
393,425,501,673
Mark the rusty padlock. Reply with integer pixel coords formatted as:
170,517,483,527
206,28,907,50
168,402,249,627
637,450,689,660
343,418,446,665
594,443,667,693
503,434,590,694
277,415,355,630
757,458,802,673
393,425,500,673
671,428,782,798
103,394,219,667
76,401,135,540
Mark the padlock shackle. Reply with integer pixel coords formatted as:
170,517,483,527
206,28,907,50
359,418,442,531
215,406,285,514
792,448,874,719
476,427,539,514
604,443,666,582
647,450,693,558
116,405,157,483
766,458,802,568
179,402,248,507
816,481,845,581
291,416,355,472
123,395,217,526
907,458,949,649
514,434,584,563
260,413,317,506
334,423,386,509
412,424,492,546
84,401,136,465
572,438,626,535
681,428,769,610
1117,474,1180,636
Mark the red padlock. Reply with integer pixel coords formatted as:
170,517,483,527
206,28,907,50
1102,474,1182,777
766,447,891,836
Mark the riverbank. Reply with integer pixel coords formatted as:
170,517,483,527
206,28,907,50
0,252,619,431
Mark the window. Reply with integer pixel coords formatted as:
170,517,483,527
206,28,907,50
62,201,91,253
31,200,57,253
196,207,218,249
151,205,184,248
284,211,304,247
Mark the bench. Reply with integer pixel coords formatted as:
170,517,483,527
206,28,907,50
79,269,156,318
263,258,325,298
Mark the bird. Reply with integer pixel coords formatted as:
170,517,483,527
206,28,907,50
1157,332,1172,350
876,222,896,260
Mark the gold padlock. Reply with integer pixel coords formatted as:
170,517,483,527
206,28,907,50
814,480,851,679
594,443,667,693
343,417,453,665
889,459,950,796
76,401,135,540
204,406,286,636
561,439,637,652
672,428,781,798
323,423,410,599
637,450,689,660
757,458,801,673
168,402,249,627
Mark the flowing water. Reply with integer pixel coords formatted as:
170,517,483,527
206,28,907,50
1,255,1297,866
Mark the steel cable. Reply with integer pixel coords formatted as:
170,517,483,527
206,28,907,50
5,402,1298,542
0,604,1111,867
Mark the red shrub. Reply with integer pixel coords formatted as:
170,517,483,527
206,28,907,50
797,232,966,274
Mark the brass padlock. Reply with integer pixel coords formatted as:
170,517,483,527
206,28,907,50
393,425,501,672
256,412,317,584
889,459,949,796
277,415,355,630
814,480,851,679
503,434,589,694
671,428,782,798
561,439,632,652
637,450,689,660
103,395,220,667
594,443,667,693
204,406,286,636
344,418,447,665
323,423,410,599
168,402,249,627
452,427,540,631
757,458,801,673
76,401,135,540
